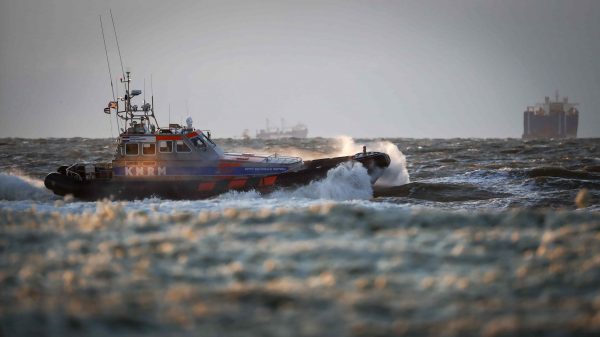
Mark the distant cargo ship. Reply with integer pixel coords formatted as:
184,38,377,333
523,91,579,139
256,118,308,139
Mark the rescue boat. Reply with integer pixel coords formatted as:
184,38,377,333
44,71,390,200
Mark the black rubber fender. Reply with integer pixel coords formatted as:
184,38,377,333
44,172,80,196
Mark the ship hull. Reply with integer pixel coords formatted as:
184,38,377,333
44,153,390,200
522,93,579,139
523,110,578,139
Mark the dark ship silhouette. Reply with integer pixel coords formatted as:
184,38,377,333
523,91,579,139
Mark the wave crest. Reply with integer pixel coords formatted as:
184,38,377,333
0,172,55,201
274,161,373,201
335,135,409,186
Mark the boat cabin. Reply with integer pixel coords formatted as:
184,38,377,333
115,130,222,162
104,71,302,180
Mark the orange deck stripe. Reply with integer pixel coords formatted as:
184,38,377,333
262,176,277,186
228,179,247,189
198,182,216,192
156,135,182,141
218,162,241,168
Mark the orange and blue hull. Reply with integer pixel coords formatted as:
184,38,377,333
44,152,390,200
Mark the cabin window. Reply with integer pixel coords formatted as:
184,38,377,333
191,136,207,150
176,140,191,153
125,143,139,156
142,143,156,155
159,140,173,153
204,134,216,146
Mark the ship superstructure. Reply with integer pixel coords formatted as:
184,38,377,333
523,91,579,139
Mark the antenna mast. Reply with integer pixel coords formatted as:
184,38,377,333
110,9,129,127
110,9,126,80
151,74,156,127
99,16,116,101
102,11,159,133
99,15,116,139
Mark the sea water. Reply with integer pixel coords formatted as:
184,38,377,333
1,137,599,336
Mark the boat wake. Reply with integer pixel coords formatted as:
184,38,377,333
0,172,56,201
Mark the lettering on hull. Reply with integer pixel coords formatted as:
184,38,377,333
124,166,167,176
115,166,286,176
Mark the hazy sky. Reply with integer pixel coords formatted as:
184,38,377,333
1,0,599,138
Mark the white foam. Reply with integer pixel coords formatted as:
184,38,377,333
272,161,373,201
214,162,374,204
335,136,410,186
216,189,263,201
224,136,409,187
0,172,55,201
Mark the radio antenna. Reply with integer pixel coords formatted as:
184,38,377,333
151,74,156,126
99,16,116,101
99,15,115,139
110,9,126,80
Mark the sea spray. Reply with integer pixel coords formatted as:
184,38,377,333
223,136,409,187
273,161,373,200
335,135,410,186
222,145,327,161
0,172,55,201
217,162,374,202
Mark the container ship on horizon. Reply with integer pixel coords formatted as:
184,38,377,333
523,91,579,139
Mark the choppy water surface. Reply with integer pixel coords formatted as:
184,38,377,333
1,137,599,336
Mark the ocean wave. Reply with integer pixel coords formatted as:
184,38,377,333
527,166,600,180
2,137,599,209
334,135,410,186
215,162,374,202
0,172,55,201
373,182,510,202
272,161,373,201
1,203,599,336
225,136,410,187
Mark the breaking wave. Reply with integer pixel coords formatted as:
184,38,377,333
0,172,55,201
226,136,410,188
272,161,373,201
217,162,374,202
335,135,410,186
